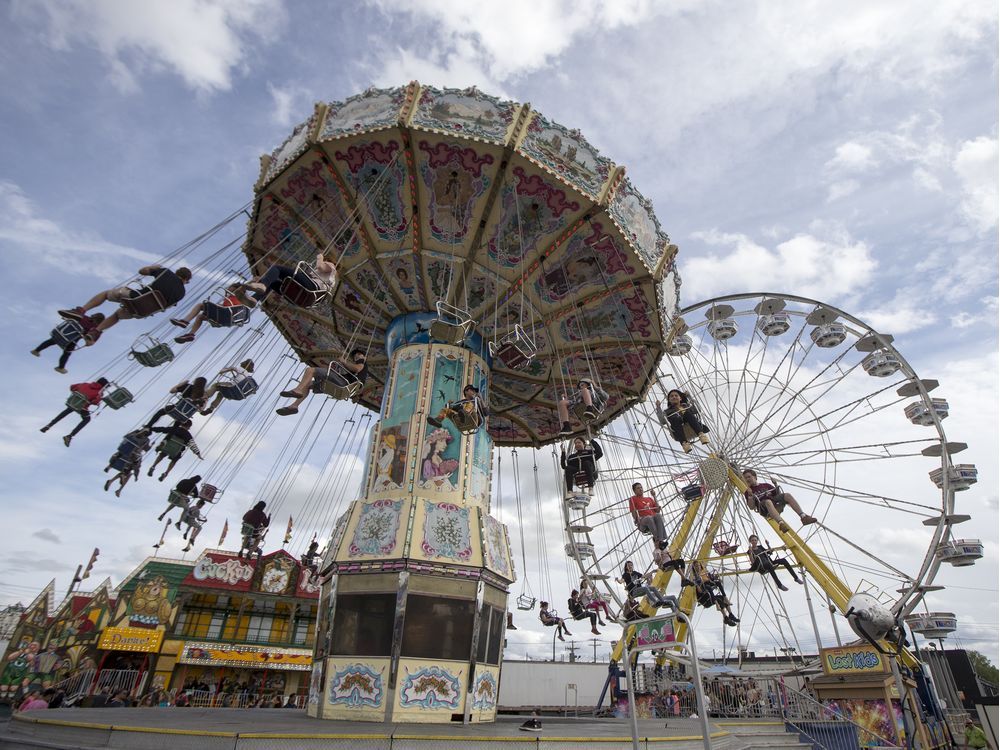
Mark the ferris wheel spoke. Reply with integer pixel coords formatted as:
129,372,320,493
765,471,941,516
747,380,909,457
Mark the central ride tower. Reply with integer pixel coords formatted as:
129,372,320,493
309,313,511,723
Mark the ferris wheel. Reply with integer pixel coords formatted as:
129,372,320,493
561,292,980,658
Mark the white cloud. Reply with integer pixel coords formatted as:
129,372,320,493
859,293,938,334
826,142,876,173
682,225,877,302
367,0,655,81
827,179,860,202
0,181,158,283
17,0,286,94
951,296,999,329
267,82,315,127
953,136,999,233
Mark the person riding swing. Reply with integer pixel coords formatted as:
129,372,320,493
561,436,603,493
427,384,488,433
741,469,817,532
656,389,710,453
276,349,368,416
746,534,802,591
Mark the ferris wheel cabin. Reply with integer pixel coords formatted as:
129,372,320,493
756,311,791,336
861,349,902,377
809,322,847,347
904,398,950,425
708,318,738,340
929,464,978,491
668,333,692,356
904,611,958,639
935,538,984,567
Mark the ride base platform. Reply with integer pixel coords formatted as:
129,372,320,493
1,709,739,750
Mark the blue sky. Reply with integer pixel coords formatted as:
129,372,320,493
0,1,996,661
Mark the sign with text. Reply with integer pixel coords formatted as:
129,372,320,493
183,552,256,591
98,626,165,653
178,642,312,671
634,617,675,647
821,645,887,675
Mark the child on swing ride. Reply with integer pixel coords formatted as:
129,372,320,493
276,349,368,416
561,436,602,493
655,389,710,453
741,469,816,532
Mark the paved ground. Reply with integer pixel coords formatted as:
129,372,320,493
7,707,723,738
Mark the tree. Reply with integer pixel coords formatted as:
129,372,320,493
967,650,999,687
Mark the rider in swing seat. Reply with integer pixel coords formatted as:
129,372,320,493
656,389,710,453
276,349,368,416
59,265,192,337
741,469,817,532
158,475,201,522
31,313,105,373
427,384,488,431
746,534,802,591
40,378,108,447
561,436,602,493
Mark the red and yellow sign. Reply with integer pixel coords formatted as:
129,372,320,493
821,645,887,675
98,626,165,653
178,642,312,671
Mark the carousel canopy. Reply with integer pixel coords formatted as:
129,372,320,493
245,81,679,446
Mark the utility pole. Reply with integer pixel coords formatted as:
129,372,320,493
590,637,599,662
567,640,579,663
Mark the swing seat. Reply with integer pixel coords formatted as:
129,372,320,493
712,541,738,556
571,400,604,422
490,325,537,369
156,435,187,459
129,335,175,368
167,397,199,421
203,301,250,328
102,386,134,410
109,455,136,473
51,320,85,348
219,377,258,401
278,262,331,308
430,301,473,345
240,522,256,538
681,484,703,502
516,594,537,611
314,362,361,400
447,400,483,434
120,288,169,319
572,470,594,490
167,489,190,509
65,391,90,412
199,484,220,503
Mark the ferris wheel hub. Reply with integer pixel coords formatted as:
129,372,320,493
699,456,730,490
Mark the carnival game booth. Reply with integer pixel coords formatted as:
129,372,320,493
811,645,948,749
166,549,319,705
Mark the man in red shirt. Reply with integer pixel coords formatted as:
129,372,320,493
40,378,108,446
628,482,668,549
742,469,816,531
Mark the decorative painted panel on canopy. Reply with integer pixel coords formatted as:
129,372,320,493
246,81,679,445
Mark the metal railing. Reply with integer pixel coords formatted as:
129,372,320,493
51,669,96,702
182,690,306,708
94,669,142,698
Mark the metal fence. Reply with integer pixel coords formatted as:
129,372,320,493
183,690,306,708
95,669,141,697
52,668,96,702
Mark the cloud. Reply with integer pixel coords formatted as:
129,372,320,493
826,142,876,173
267,82,316,128
953,136,999,233
681,225,876,302
367,0,655,82
32,529,62,544
17,0,286,94
951,296,999,329
859,292,939,334
827,179,861,202
0,180,158,283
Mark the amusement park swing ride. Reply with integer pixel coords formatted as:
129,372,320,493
33,82,982,727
